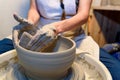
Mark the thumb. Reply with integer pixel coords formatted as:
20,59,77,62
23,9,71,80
13,13,25,23
13,13,34,26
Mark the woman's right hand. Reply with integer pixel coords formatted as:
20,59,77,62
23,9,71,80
13,13,38,35
13,13,33,26
13,13,35,31
12,13,37,45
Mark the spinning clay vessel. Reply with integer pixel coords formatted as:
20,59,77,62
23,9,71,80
14,36,76,80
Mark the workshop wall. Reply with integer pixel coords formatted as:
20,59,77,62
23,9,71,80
0,0,30,39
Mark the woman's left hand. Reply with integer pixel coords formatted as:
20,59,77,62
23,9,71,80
26,24,58,51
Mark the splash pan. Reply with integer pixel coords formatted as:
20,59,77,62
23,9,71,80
0,50,112,80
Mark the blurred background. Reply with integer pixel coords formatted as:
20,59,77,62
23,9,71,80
0,0,30,39
0,0,101,40
1,0,120,48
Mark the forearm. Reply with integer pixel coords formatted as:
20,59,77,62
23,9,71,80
27,9,40,25
27,0,40,25
55,10,89,33
55,0,92,33
66,11,89,29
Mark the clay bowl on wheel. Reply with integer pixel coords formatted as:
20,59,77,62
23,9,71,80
14,36,76,80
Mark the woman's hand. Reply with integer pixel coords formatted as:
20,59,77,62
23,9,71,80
48,19,73,34
13,13,38,35
13,13,37,31
26,24,58,51
12,13,38,46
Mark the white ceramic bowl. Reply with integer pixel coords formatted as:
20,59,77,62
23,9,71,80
14,36,76,79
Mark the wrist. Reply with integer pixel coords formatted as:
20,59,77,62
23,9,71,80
55,26,63,34
27,19,34,24
56,19,72,33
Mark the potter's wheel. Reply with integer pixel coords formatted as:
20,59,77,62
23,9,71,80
0,61,84,80
0,50,112,80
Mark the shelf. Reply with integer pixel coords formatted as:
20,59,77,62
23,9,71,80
92,6,120,11
88,5,120,47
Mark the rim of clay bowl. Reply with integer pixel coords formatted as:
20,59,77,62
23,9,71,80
15,36,76,56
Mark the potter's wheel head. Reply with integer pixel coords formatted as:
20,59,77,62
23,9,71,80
0,50,112,80
2,61,84,80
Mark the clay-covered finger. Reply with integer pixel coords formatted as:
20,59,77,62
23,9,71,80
26,33,42,49
35,38,56,52
30,33,48,51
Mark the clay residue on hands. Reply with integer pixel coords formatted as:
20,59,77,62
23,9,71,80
19,31,58,53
